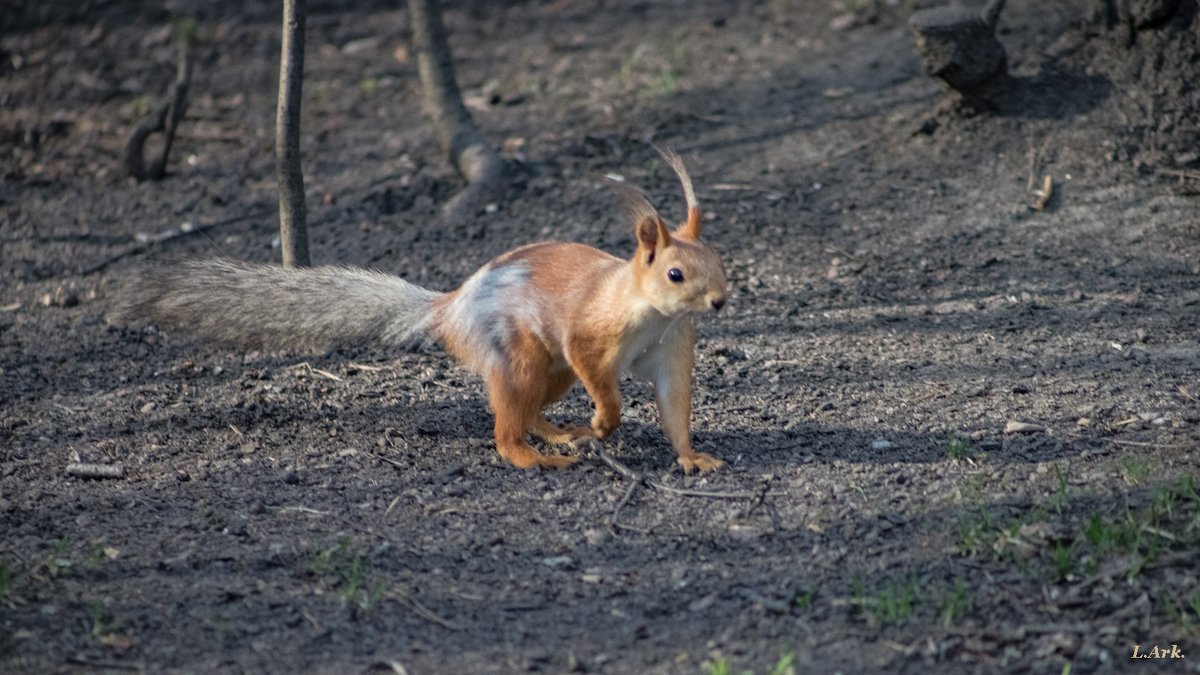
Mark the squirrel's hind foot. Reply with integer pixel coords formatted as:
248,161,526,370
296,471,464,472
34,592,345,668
498,443,578,470
528,418,586,446
677,450,725,474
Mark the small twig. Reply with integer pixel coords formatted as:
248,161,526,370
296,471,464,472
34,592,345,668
1030,174,1053,211
1109,439,1188,449
610,480,641,532
300,608,322,631
390,587,460,630
1025,133,1040,192
743,479,773,518
595,447,758,500
1155,168,1200,182
80,210,272,276
65,656,145,672
65,463,126,479
276,505,398,545
709,183,784,200
310,367,342,382
287,362,343,382
370,451,408,470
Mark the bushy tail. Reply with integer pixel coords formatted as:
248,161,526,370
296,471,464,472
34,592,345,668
117,259,443,351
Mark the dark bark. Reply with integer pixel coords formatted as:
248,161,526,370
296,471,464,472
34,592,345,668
121,34,192,181
276,0,310,268
909,0,1007,92
408,0,506,223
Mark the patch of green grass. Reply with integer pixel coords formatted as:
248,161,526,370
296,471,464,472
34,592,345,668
618,32,690,99
42,538,73,579
1077,476,1200,577
1120,455,1150,485
1165,593,1200,634
793,590,814,610
851,578,918,626
874,582,918,625
700,656,743,675
1051,465,1072,514
768,653,796,675
0,560,11,603
956,507,997,556
947,433,970,460
130,94,155,117
937,579,971,627
956,473,1200,585
83,544,116,571
1050,541,1076,580
306,539,385,612
700,652,795,675
87,600,112,637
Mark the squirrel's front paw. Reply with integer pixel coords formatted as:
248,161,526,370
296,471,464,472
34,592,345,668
677,451,725,474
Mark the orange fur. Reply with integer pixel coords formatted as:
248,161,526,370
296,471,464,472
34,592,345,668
431,149,728,471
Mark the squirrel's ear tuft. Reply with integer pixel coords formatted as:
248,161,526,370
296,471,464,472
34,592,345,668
678,207,702,240
655,145,702,239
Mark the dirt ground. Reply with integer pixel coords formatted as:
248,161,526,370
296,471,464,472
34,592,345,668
2,1,1199,673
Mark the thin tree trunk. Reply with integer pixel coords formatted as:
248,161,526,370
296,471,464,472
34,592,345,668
121,30,193,181
408,0,506,223
276,0,310,268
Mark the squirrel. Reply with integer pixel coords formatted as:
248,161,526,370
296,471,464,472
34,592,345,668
120,147,729,472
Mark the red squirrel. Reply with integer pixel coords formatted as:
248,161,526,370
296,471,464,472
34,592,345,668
123,148,729,472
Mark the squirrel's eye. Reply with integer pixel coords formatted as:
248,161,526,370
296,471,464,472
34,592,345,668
667,268,685,283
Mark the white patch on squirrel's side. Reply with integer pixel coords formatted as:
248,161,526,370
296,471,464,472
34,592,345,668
443,262,544,375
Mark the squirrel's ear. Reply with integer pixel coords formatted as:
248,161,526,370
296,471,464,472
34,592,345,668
611,180,670,262
636,216,671,263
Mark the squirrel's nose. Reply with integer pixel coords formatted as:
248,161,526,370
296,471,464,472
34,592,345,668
711,296,726,311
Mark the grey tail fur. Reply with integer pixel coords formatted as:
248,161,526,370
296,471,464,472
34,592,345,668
116,259,443,351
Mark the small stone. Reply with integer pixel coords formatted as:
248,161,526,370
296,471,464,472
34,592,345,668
727,522,768,540
870,439,894,451
1004,421,1046,434
282,470,300,485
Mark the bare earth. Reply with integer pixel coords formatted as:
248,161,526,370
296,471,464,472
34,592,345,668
2,1,1199,673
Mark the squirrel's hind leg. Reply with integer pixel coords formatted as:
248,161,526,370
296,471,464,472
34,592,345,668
485,338,578,470
526,368,585,445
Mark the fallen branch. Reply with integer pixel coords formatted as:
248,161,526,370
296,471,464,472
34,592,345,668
65,463,126,479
